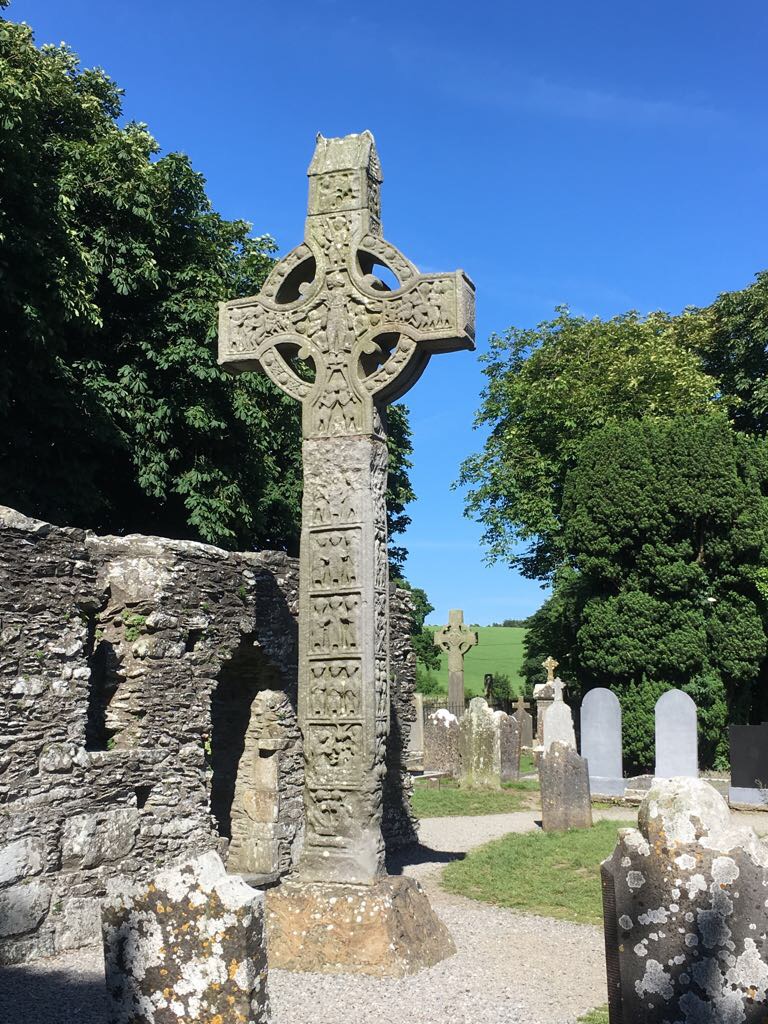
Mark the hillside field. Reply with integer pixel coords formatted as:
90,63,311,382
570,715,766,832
422,626,527,696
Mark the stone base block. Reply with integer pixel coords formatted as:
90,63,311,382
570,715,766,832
265,875,455,976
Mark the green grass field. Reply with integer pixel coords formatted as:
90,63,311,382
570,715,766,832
422,625,526,696
442,819,634,925
412,778,540,818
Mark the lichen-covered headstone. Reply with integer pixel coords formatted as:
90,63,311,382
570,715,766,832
542,677,576,753
655,689,698,778
581,687,625,796
424,708,460,775
601,777,768,1023
458,697,518,789
102,851,270,1024
539,740,592,831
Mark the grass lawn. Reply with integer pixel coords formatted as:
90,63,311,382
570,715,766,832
577,1009,609,1024
423,625,526,696
442,818,634,925
412,779,540,818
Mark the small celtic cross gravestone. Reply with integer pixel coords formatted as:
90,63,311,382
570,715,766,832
219,132,475,886
433,609,478,706
542,655,559,683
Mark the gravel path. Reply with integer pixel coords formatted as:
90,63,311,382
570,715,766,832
3,805,766,1024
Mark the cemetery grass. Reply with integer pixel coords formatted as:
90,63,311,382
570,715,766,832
412,778,540,818
577,1009,609,1024
441,819,634,924
422,625,526,695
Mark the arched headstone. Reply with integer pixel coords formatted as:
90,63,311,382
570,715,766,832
581,688,625,796
654,689,697,778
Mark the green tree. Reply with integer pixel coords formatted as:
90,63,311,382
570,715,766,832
683,270,768,436
459,307,718,580
525,416,768,770
0,14,416,558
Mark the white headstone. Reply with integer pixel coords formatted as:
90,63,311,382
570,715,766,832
542,678,576,752
581,688,625,796
655,689,698,778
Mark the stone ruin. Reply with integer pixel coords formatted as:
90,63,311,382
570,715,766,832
602,777,768,1022
0,505,418,965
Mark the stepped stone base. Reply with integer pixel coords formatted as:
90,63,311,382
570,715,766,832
265,875,455,976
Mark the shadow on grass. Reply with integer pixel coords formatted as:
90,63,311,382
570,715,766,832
0,964,107,1024
386,842,467,874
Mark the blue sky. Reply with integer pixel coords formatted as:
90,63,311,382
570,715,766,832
12,0,768,624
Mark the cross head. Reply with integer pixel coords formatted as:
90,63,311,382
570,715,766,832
218,132,475,437
542,655,559,683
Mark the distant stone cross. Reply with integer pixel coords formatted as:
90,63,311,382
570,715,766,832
552,677,565,702
515,694,531,714
433,609,478,706
542,655,559,683
219,132,475,885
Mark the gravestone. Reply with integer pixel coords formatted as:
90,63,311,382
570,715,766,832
533,655,558,742
220,131,471,972
424,708,460,775
729,723,768,806
655,688,698,778
433,609,478,706
539,741,592,831
542,677,576,752
405,692,425,771
102,851,270,1024
458,697,519,788
581,687,625,796
513,693,533,749
601,777,768,1023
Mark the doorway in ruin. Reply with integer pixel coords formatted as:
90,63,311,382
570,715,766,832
209,635,301,879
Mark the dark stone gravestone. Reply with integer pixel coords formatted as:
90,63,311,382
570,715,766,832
539,740,592,831
729,723,768,806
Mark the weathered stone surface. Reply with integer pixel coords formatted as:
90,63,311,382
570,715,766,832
102,851,269,1024
539,741,592,831
0,881,51,938
655,688,698,778
580,687,625,796
424,709,460,775
405,692,425,771
0,506,418,962
266,875,455,977
219,130,473,896
601,777,768,1023
458,697,519,789
433,609,478,707
512,694,533,750
542,677,576,753
0,837,45,888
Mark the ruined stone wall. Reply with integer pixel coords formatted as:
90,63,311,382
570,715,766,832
0,506,416,963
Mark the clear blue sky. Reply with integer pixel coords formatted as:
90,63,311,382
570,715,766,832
12,0,768,624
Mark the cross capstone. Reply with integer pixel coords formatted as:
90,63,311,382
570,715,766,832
542,655,559,683
219,131,475,437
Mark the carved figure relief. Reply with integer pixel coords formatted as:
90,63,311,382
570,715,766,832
308,723,363,772
308,660,361,718
310,595,359,653
306,787,354,847
310,530,359,589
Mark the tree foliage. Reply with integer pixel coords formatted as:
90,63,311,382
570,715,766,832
0,15,416,560
459,307,718,580
524,416,768,770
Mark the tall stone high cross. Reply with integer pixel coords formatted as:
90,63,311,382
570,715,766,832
219,132,475,887
433,609,478,706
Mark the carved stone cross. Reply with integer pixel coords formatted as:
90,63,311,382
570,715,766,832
433,609,478,707
552,676,565,702
219,132,475,886
542,655,559,683
515,694,531,715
